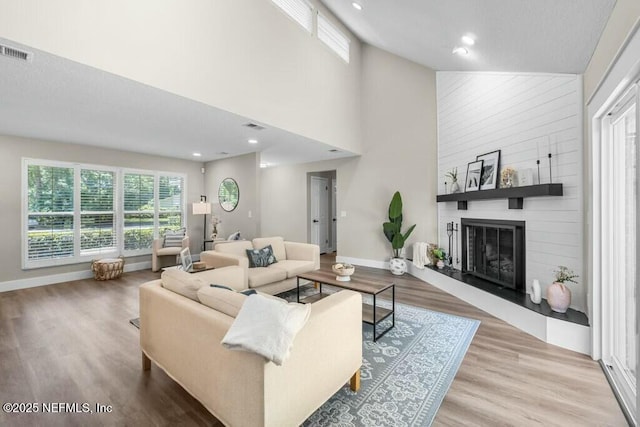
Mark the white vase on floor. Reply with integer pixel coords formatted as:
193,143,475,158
389,257,407,275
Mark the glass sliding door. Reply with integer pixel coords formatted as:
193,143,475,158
603,86,638,421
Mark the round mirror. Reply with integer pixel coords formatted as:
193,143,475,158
218,178,239,212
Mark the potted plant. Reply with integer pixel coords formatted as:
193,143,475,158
546,266,578,313
383,191,416,275
427,244,446,269
446,168,460,193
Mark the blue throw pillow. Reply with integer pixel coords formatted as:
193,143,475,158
246,245,278,268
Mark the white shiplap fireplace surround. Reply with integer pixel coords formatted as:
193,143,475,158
412,72,590,355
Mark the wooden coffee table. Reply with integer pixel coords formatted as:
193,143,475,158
297,270,395,342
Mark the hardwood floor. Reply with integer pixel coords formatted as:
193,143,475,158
0,256,627,426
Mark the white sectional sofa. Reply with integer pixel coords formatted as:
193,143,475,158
200,237,320,295
139,265,362,427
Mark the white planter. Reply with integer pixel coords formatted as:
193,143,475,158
389,257,407,275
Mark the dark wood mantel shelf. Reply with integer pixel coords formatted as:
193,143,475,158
436,183,563,210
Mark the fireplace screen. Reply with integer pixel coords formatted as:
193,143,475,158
461,219,525,291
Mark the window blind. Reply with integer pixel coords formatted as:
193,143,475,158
158,175,184,236
271,0,313,33
27,164,74,261
123,173,155,251
317,13,350,63
80,169,116,254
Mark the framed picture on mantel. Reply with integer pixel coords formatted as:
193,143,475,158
477,150,501,190
465,160,483,192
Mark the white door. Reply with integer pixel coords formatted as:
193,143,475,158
310,176,329,253
601,87,637,420
331,178,337,252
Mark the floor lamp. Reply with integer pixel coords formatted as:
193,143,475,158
192,195,211,249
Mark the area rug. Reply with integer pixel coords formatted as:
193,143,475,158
278,286,480,426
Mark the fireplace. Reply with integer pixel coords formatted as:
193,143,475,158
461,218,525,292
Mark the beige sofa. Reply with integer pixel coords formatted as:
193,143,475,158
140,266,362,427
200,237,320,295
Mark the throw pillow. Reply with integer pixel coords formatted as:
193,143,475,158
161,268,207,301
163,229,185,248
221,294,311,366
246,244,277,268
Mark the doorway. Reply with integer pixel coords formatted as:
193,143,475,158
308,171,336,254
596,83,638,424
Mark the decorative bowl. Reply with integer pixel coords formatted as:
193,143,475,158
332,263,355,281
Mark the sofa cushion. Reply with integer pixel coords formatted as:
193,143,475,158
268,260,316,279
248,267,287,288
161,268,207,301
197,286,247,318
156,246,182,256
221,293,311,366
246,245,278,268
215,240,254,257
191,266,247,291
253,237,287,262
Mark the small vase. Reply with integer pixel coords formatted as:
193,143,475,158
389,257,407,275
547,282,571,313
530,279,541,304
450,181,461,193
436,260,445,269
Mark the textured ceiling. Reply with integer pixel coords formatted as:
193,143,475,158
0,39,355,166
322,0,616,73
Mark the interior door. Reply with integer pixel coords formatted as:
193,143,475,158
331,178,337,252
310,176,329,253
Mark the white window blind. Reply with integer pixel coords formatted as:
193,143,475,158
158,175,184,236
317,13,350,63
26,164,74,261
123,173,155,251
23,159,186,268
271,0,313,33
80,169,116,255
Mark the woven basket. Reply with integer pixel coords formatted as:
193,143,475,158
92,256,125,280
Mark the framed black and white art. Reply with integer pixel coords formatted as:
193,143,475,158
465,160,483,192
476,150,501,190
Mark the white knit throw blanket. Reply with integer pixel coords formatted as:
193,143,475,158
412,242,429,269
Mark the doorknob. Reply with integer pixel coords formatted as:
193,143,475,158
313,219,319,223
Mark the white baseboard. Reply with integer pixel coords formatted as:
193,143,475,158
333,256,591,356
335,256,389,270
0,261,151,293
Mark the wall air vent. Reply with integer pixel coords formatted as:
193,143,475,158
329,149,339,152
243,123,266,131
0,44,32,62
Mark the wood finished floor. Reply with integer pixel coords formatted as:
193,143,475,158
0,254,627,426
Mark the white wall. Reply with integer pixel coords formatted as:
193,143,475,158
204,153,260,243
260,45,438,264
0,0,362,155
0,135,204,284
437,72,585,313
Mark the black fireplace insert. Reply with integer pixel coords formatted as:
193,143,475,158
461,218,525,292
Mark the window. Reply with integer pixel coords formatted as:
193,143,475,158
271,0,313,33
317,13,350,63
23,159,186,268
123,173,155,251
26,163,74,262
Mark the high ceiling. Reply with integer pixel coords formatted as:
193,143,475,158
322,0,616,73
0,2,617,164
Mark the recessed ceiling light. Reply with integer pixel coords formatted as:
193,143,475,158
192,152,202,157
452,47,469,56
260,163,269,168
248,139,258,144
461,35,475,46
352,2,362,11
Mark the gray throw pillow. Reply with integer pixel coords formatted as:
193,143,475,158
164,229,185,247
246,244,277,268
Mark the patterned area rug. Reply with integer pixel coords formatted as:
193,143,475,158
280,286,480,427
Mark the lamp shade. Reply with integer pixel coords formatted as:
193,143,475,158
192,202,211,215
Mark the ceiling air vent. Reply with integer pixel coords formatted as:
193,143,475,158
0,44,32,62
243,123,266,131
